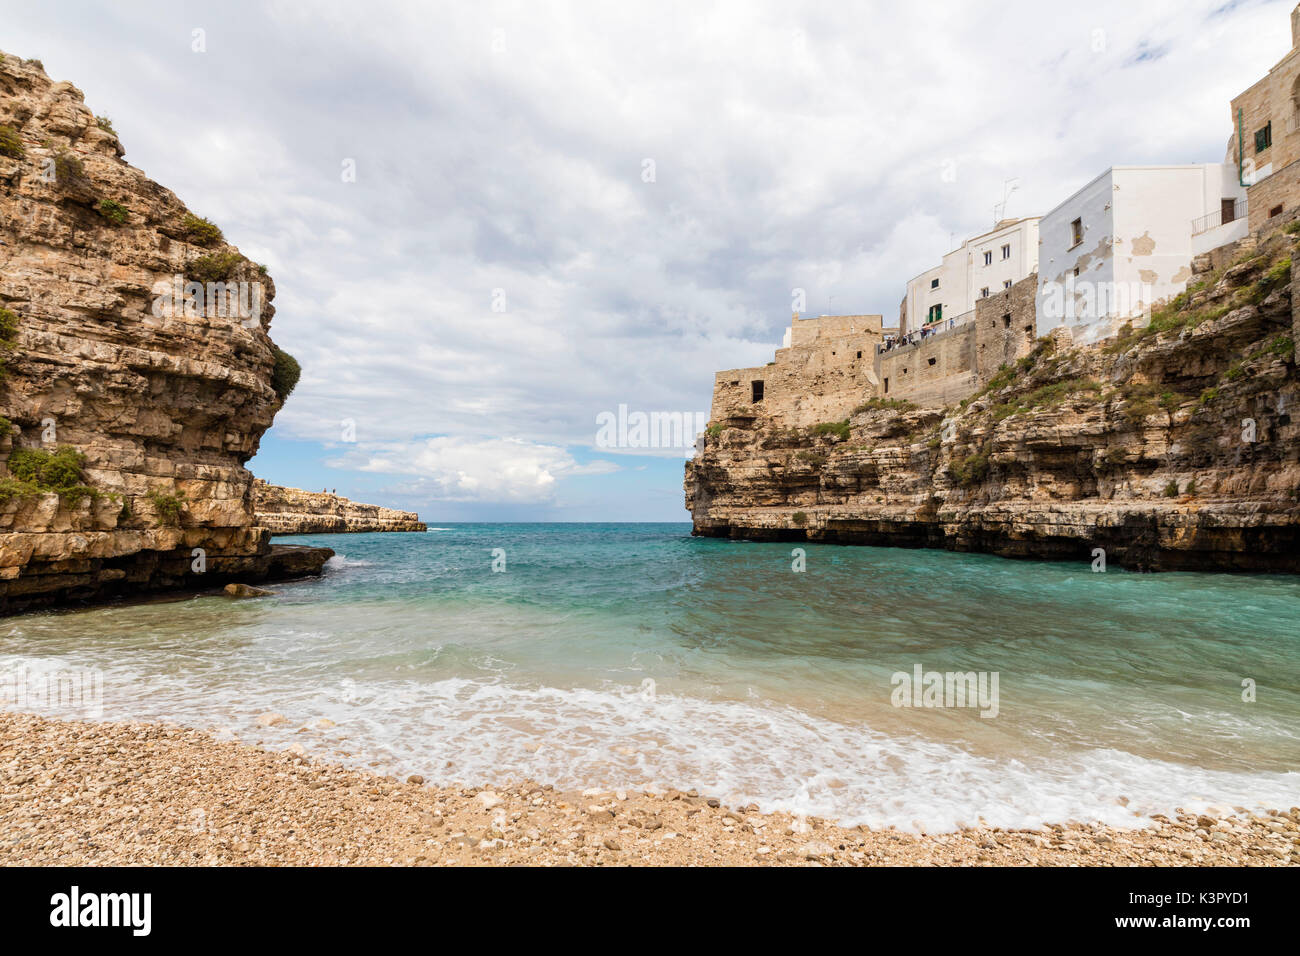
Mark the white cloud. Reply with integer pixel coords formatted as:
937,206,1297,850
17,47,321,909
331,437,619,503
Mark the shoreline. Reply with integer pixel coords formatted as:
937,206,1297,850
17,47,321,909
1,711,1296,866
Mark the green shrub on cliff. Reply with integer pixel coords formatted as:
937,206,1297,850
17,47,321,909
1164,480,1180,498
0,124,23,159
705,422,724,437
812,420,850,441
1248,257,1291,303
4,446,97,503
1120,383,1187,425
98,198,128,225
852,397,916,414
1265,334,1295,360
180,213,224,246
271,345,301,401
0,306,17,380
53,151,92,191
950,445,992,488
791,511,808,527
146,489,188,526
186,251,243,283
94,115,116,136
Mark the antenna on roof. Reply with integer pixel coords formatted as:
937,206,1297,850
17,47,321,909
994,178,1020,225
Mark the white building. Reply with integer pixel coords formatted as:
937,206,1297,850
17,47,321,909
900,217,1040,336
1036,164,1246,343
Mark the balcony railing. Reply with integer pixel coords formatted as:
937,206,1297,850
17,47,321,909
1286,108,1300,134
1192,199,1247,237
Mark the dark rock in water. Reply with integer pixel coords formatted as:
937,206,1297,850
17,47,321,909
223,583,276,598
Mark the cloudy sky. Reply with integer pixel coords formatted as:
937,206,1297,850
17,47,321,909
0,0,1285,519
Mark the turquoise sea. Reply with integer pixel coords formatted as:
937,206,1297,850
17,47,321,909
3,523,1298,831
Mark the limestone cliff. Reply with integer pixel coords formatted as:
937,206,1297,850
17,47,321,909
687,229,1300,571
253,481,427,534
0,54,331,613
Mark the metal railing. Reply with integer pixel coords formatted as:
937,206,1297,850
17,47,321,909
1191,199,1247,237
878,310,974,354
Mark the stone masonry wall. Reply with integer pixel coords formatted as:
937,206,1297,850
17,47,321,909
875,323,976,408
974,275,1039,385
710,315,882,428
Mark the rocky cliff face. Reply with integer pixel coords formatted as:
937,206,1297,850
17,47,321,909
0,54,330,614
687,230,1300,571
253,481,427,534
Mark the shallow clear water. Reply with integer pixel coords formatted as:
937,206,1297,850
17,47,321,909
3,524,1298,831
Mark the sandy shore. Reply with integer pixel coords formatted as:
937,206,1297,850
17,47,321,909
1,711,1296,866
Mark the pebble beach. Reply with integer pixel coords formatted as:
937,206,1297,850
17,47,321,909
2,712,1297,867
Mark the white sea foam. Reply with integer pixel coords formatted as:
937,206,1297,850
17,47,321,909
8,654,1290,833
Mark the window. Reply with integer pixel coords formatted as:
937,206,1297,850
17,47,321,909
927,357,937,366
1001,243,1011,259
1004,279,1013,289
980,287,990,298
983,251,993,266
930,277,940,289
883,377,889,394
856,350,862,359
1270,204,1283,218
1256,122,1272,153
1002,314,1012,329
751,380,764,402
1073,266,1080,278
1070,217,1084,248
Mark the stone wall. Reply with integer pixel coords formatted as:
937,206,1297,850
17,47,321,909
875,323,976,408
974,275,1038,385
1231,6,1300,231
253,481,427,533
710,314,882,428
1247,157,1300,232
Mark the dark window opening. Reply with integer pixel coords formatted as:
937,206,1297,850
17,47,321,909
751,380,764,402
856,350,862,359
927,357,937,366
1255,122,1272,153
1270,204,1284,218
883,377,889,394
1002,313,1012,329
1070,217,1083,248
1024,324,1033,335
930,278,940,289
